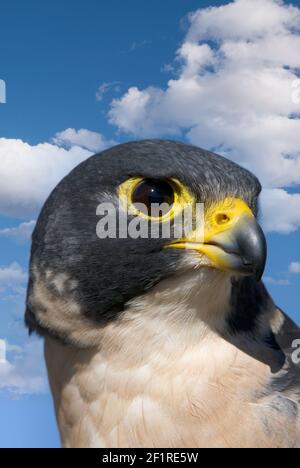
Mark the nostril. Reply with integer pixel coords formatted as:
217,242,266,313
216,213,230,225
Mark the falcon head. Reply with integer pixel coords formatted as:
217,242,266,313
25,140,267,346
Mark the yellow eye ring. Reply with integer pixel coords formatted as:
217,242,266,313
118,177,194,222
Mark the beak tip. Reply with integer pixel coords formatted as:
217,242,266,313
255,232,267,282
214,216,267,281
238,217,267,282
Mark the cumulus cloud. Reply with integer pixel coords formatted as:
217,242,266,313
0,266,46,395
0,262,27,294
0,133,93,218
289,262,300,273
0,340,47,394
260,189,300,234
108,0,300,233
0,129,115,218
0,124,117,218
53,128,115,153
0,340,6,363
0,220,36,243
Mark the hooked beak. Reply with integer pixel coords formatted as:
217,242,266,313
166,198,267,281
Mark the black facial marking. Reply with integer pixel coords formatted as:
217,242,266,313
228,277,270,334
224,278,290,372
25,139,262,337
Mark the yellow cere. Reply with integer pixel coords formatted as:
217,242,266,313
165,197,255,271
203,197,254,242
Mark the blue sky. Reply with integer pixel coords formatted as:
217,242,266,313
0,0,300,448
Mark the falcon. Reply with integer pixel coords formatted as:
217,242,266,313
25,140,300,448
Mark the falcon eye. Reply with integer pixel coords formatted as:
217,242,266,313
131,179,175,216
118,176,194,222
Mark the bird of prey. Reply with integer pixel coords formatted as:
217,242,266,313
25,140,300,448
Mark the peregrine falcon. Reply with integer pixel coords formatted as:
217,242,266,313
25,140,300,448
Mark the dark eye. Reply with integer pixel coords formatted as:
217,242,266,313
131,179,175,216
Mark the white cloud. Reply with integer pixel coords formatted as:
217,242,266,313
0,263,46,395
186,0,300,42
0,220,36,242
0,133,94,218
0,340,47,395
264,276,290,286
0,262,27,293
96,82,121,102
161,63,175,73
108,0,300,233
53,128,115,153
0,128,115,218
260,189,300,233
289,262,300,273
0,339,6,363
96,83,111,101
